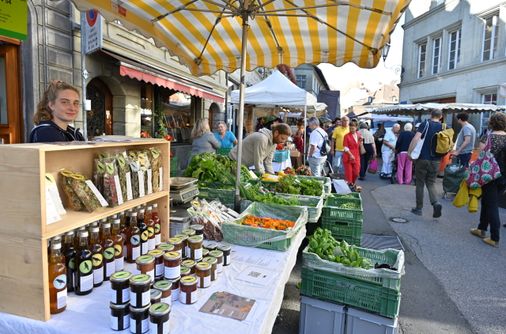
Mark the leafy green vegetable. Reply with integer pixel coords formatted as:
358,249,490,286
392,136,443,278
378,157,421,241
265,175,323,196
242,183,299,206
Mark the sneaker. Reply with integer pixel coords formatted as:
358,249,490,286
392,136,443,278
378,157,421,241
432,203,442,218
411,208,422,216
483,238,498,247
470,228,486,238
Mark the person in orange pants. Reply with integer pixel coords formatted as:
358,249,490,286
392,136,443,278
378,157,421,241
343,119,362,187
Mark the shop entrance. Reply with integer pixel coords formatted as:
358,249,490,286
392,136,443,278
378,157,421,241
86,77,113,138
0,43,21,143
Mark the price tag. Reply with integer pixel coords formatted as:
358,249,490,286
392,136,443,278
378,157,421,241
159,167,163,191
85,180,109,207
125,172,133,201
147,169,153,195
114,175,124,205
138,171,145,197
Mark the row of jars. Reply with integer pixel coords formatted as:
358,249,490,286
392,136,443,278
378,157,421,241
47,203,163,314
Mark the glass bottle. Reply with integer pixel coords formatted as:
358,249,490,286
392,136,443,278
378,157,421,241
75,230,93,295
90,226,104,287
125,211,141,263
48,238,67,314
138,208,149,255
152,203,162,246
112,218,125,271
101,221,116,280
145,206,156,251
62,231,76,292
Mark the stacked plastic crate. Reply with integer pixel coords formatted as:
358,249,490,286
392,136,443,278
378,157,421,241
321,193,363,246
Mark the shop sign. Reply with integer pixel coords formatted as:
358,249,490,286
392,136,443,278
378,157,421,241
83,9,102,54
0,0,27,40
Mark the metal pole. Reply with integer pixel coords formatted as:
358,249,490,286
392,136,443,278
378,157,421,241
303,105,307,165
234,1,250,209
80,12,88,140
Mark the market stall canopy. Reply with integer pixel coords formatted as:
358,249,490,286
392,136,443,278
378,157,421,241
231,70,317,106
71,1,410,76
358,114,414,123
371,103,506,115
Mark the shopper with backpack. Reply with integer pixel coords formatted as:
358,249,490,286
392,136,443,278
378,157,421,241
307,117,329,177
408,109,444,218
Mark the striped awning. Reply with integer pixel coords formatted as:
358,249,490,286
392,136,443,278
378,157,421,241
72,0,410,76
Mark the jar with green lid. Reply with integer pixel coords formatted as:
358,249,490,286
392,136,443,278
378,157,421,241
135,255,155,282
167,237,184,257
149,302,171,334
148,249,165,280
180,266,193,278
181,228,196,237
195,261,211,288
188,235,203,261
157,243,175,253
218,244,232,266
163,251,181,280
179,276,198,304
129,304,149,334
110,271,132,304
110,302,130,331
209,250,224,273
150,288,162,304
202,248,209,258
153,280,172,306
174,234,189,258
181,259,196,274
203,240,218,251
189,224,204,236
129,274,151,308
170,276,180,302
202,257,217,281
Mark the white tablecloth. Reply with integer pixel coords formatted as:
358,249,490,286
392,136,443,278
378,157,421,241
0,227,306,334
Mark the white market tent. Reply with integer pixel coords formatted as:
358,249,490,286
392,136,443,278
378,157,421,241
371,103,506,115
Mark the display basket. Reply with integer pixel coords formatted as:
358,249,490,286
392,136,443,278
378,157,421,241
222,202,308,251
302,246,404,291
273,149,290,163
198,187,235,209
301,267,401,319
321,218,363,246
322,194,363,223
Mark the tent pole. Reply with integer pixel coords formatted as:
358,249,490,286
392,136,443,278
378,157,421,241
234,2,250,209
303,105,307,165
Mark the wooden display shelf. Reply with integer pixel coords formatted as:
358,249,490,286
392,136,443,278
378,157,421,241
0,139,170,321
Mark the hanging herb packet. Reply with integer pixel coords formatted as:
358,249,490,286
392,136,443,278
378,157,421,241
60,169,84,211
139,150,152,195
60,169,107,212
149,147,162,192
115,152,133,201
93,159,106,195
103,159,123,207
128,151,142,199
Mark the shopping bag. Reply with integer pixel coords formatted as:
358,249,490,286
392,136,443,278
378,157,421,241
466,136,502,189
368,159,378,174
410,121,429,160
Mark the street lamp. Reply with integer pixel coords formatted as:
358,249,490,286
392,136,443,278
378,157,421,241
382,43,391,62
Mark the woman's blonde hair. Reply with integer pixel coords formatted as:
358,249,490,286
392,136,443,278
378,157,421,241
191,118,211,138
33,80,80,125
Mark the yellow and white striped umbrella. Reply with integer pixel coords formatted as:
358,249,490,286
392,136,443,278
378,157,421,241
73,0,410,76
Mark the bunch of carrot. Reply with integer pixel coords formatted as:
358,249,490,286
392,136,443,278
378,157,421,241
242,215,295,231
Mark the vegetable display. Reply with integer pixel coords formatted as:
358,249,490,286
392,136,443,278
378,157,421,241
266,175,322,196
242,183,299,206
308,228,373,269
242,215,295,231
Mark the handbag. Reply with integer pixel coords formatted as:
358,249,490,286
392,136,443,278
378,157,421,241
409,121,429,160
466,135,502,189
368,159,378,174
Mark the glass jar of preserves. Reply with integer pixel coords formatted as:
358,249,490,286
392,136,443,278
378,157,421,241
110,271,132,304
209,250,224,273
188,235,204,261
202,248,209,258
163,251,181,280
202,256,217,281
129,304,149,334
179,276,198,305
181,259,196,274
167,237,184,257
157,243,175,254
190,224,204,236
203,240,218,251
136,255,155,282
110,302,130,331
218,244,232,266
149,302,171,334
170,277,180,302
153,280,172,306
148,249,165,281
180,266,192,278
174,234,189,258
195,261,211,288
181,228,196,237
129,274,151,308
150,288,162,304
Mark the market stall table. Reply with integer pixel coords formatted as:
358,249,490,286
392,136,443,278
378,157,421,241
0,227,306,334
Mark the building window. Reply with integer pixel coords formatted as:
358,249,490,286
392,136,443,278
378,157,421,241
296,74,307,89
480,92,497,134
432,37,441,74
482,15,498,61
417,43,427,78
448,29,461,70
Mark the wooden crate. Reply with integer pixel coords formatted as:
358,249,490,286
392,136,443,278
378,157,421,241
0,139,171,321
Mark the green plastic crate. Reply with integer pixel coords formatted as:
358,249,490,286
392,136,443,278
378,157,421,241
302,246,404,291
198,187,235,209
222,202,308,251
321,218,363,246
217,147,232,156
323,194,363,222
301,267,401,319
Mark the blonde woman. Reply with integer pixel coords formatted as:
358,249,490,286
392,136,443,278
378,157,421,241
190,118,221,157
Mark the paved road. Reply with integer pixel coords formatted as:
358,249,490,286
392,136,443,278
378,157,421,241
272,175,484,334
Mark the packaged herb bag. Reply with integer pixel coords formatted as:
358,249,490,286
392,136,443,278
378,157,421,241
60,169,108,212
60,169,84,211
103,159,123,207
93,159,106,195
116,152,133,201
128,151,142,198
149,147,163,192
138,150,152,195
